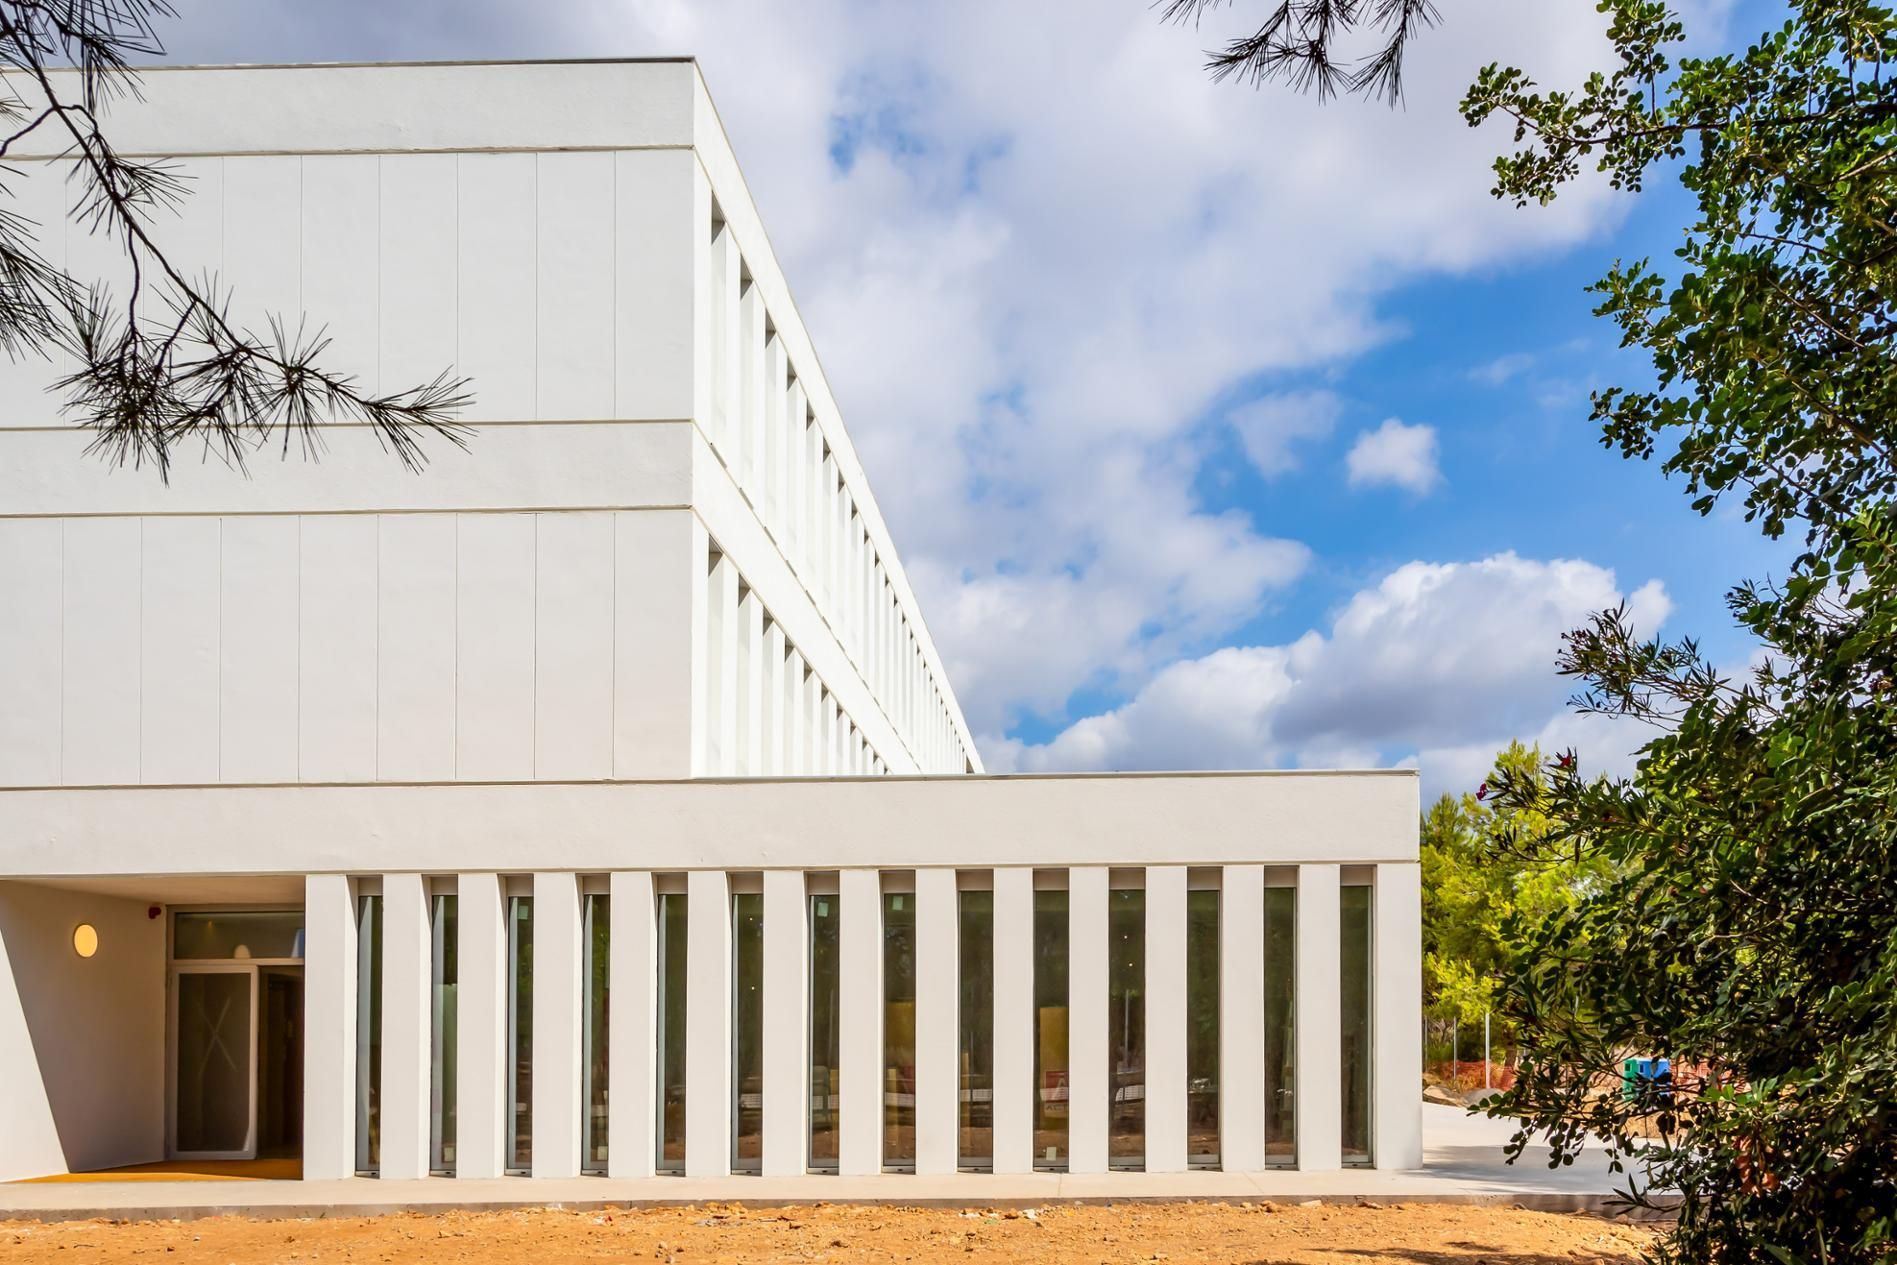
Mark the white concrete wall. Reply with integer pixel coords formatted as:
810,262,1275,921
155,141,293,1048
0,883,165,1179
0,772,1420,877
0,508,704,787
0,60,977,782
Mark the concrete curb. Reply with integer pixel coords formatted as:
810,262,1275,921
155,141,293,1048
0,1191,1677,1225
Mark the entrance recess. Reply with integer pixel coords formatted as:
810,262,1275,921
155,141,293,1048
168,910,305,1162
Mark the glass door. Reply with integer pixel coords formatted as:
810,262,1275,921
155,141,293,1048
173,965,258,1159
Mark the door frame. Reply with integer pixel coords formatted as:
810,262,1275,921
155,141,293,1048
164,903,308,1163
167,962,260,1161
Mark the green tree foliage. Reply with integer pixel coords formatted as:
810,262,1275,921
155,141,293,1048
1459,3,1897,1259
1421,741,1613,1047
1175,0,1897,1256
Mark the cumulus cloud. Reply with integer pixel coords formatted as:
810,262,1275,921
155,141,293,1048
157,0,1652,740
1346,418,1442,493
1229,390,1342,479
994,553,1671,799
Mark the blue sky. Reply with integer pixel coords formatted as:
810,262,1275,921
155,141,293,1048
157,0,1787,798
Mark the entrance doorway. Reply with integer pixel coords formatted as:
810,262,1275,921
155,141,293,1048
168,909,305,1162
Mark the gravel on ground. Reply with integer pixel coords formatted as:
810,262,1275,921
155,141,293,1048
0,1200,1662,1264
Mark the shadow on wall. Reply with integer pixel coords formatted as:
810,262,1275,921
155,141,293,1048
0,882,166,1179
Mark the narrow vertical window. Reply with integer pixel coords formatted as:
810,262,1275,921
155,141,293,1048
882,890,917,1170
1186,888,1220,1168
1108,887,1145,1170
1033,887,1069,1171
583,892,611,1174
656,892,688,1174
808,890,841,1171
506,895,534,1173
1263,884,1296,1162
354,893,383,1175
957,888,995,1171
733,891,765,1172
430,893,458,1175
1341,884,1374,1166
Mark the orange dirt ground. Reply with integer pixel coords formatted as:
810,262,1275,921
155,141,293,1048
0,1202,1661,1264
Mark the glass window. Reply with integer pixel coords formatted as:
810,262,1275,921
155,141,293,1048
733,892,764,1172
883,890,917,1170
1033,888,1068,1171
174,910,304,961
957,888,994,1172
176,971,252,1154
1341,884,1374,1166
430,894,458,1175
506,895,533,1174
1186,889,1220,1168
583,893,611,1174
1263,885,1296,1162
808,891,840,1171
656,892,688,1174
354,894,382,1175
1108,888,1145,1170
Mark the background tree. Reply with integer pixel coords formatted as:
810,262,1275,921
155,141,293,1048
0,0,468,476
1176,0,1897,1258
1420,741,1611,1072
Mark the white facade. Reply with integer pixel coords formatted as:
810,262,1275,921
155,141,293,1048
0,60,1422,1188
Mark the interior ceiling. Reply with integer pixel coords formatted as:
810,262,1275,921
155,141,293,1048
4,874,305,904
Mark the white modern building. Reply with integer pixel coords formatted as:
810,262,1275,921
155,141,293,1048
0,60,1421,1188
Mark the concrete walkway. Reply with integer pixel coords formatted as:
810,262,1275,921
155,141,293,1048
0,1107,1652,1223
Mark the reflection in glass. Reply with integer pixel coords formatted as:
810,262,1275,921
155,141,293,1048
174,910,305,960
957,889,994,1170
1108,888,1145,1169
355,894,382,1174
1341,884,1374,1165
1033,888,1068,1170
808,892,840,1170
1186,888,1220,1167
1263,885,1296,1162
430,894,458,1174
883,891,917,1169
733,892,764,1172
507,895,534,1173
176,971,253,1154
583,894,610,1173
657,892,688,1173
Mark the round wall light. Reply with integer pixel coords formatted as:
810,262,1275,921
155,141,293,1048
72,923,99,958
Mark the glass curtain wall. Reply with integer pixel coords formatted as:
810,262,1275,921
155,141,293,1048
957,888,994,1171
656,892,688,1174
1032,888,1069,1170
1107,888,1145,1169
1263,884,1296,1161
429,894,458,1174
583,893,610,1174
1185,887,1220,1167
883,891,917,1170
354,893,383,1175
1341,883,1374,1165
506,895,534,1173
733,892,765,1172
808,891,841,1171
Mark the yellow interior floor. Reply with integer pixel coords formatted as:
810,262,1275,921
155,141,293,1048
19,1158,303,1183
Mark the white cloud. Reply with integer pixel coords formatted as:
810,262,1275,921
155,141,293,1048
994,553,1672,801
1229,389,1341,478
1347,418,1441,493
158,0,1647,738
1470,352,1534,385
